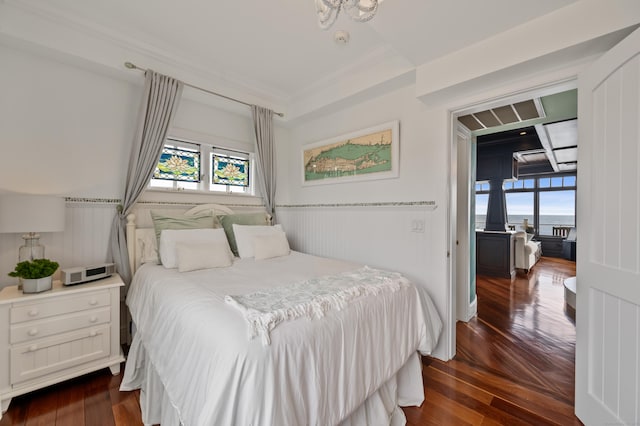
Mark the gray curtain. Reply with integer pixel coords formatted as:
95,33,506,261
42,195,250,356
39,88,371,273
110,70,183,284
251,105,276,221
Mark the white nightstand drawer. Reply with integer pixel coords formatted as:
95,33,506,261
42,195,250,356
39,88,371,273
10,290,110,324
10,324,111,385
10,307,111,344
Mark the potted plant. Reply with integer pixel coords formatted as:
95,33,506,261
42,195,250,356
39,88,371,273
8,258,60,293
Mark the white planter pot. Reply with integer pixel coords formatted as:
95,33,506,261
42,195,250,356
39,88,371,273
22,276,53,293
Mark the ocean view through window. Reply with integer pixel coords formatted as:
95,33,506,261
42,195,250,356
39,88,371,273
475,174,576,234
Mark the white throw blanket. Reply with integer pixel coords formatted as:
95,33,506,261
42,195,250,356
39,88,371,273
225,266,410,344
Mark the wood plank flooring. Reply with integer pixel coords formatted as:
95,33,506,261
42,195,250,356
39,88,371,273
404,256,580,425
0,257,579,425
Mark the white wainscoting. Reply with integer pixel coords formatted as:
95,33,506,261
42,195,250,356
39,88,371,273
276,202,439,296
0,199,117,289
0,197,267,289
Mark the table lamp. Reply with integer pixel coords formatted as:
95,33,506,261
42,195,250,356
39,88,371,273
0,194,66,262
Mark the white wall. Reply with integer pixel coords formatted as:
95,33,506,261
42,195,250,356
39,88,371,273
0,43,136,197
0,42,275,286
276,84,452,359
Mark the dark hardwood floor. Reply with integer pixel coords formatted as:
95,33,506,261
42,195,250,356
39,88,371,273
404,256,580,425
0,256,578,425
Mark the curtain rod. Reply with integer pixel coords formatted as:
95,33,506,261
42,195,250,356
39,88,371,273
124,62,284,117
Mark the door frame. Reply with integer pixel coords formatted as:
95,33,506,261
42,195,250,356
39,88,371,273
447,77,577,356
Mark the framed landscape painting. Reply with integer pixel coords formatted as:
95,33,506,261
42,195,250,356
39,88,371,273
302,120,399,186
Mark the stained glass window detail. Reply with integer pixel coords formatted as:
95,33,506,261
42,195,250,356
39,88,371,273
213,154,249,187
154,147,200,182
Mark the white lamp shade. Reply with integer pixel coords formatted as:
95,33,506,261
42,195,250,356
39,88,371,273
0,195,66,233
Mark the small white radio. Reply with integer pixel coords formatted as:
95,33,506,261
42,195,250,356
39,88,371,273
62,263,116,286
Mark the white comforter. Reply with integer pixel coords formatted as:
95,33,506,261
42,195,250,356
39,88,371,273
122,251,442,426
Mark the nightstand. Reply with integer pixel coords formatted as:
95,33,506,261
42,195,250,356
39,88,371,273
0,274,125,416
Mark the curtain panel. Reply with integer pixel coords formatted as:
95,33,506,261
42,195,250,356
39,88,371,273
251,105,276,221
110,70,183,285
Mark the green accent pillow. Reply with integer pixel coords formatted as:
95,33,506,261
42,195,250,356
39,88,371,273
218,212,270,256
150,210,221,246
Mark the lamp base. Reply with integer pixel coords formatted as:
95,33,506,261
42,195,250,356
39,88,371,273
17,233,46,290
19,233,45,262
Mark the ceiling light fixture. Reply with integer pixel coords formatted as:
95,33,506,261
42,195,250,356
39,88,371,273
316,0,379,30
334,30,350,44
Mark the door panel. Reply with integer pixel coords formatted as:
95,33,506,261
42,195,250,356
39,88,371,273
576,26,640,425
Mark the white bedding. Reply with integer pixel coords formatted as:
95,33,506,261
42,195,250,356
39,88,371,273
121,251,442,426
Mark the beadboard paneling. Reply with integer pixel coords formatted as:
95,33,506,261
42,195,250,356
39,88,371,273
0,201,116,289
589,288,640,424
276,203,440,300
0,199,268,289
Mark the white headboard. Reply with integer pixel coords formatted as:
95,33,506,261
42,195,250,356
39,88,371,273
125,203,235,274
125,203,268,275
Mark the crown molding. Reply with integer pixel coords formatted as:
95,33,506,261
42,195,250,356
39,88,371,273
1,0,424,121
1,0,290,111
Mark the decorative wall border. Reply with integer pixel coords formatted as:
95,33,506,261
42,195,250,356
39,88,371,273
63,197,263,209
277,201,437,209
65,197,120,204
63,197,437,210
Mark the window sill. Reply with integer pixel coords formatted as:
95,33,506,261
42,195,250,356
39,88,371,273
146,187,256,197
140,188,263,206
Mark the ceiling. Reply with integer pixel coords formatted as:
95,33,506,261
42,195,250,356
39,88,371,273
1,0,582,114
471,89,578,176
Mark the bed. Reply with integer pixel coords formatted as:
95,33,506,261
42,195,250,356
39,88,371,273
119,205,442,426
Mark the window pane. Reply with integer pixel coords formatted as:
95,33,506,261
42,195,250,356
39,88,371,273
551,177,563,187
513,180,524,189
564,175,576,186
154,147,200,182
505,192,534,230
539,190,575,235
523,179,535,189
482,183,490,191
475,183,482,192
503,181,513,190
475,194,489,230
539,177,550,188
212,154,249,187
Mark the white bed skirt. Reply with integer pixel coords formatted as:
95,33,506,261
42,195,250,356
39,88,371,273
121,333,425,426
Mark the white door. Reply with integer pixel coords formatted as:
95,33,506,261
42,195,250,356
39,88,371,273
456,126,476,321
575,27,640,425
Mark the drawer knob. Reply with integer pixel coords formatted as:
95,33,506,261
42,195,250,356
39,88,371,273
28,344,37,352
89,330,97,337
28,309,39,317
28,328,38,336
89,299,98,306
89,316,98,323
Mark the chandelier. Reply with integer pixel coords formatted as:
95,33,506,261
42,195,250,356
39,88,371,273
315,0,379,30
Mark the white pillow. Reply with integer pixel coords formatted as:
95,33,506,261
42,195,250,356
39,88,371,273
253,231,290,260
176,241,233,272
159,228,230,268
137,229,159,264
232,224,284,259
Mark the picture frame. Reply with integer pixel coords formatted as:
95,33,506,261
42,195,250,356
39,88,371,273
302,120,399,186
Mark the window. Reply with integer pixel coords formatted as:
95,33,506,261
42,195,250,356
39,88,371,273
505,192,534,229
210,148,251,194
539,190,575,235
500,174,576,235
475,182,490,230
475,174,576,234
150,138,253,194
504,178,534,229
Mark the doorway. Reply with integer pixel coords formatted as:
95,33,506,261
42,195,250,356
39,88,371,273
450,78,578,344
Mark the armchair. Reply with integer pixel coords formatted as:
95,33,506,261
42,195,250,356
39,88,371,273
514,231,542,273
